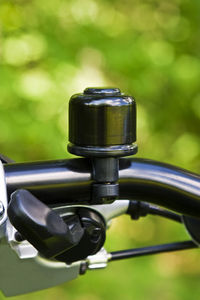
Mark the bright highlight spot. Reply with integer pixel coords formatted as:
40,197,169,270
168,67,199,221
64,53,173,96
2,33,47,66
18,70,52,99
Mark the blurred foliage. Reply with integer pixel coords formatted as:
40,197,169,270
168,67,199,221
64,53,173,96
0,0,200,299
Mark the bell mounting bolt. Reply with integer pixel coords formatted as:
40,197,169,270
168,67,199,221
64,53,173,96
68,87,137,204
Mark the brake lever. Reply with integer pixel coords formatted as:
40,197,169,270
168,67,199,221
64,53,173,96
0,159,129,297
0,162,79,296
8,189,85,260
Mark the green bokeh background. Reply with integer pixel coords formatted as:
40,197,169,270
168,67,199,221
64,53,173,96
0,0,200,299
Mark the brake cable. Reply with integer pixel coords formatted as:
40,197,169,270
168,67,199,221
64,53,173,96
109,241,197,262
107,200,197,262
126,200,182,223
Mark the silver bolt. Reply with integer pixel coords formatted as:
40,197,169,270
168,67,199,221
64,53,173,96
0,201,4,216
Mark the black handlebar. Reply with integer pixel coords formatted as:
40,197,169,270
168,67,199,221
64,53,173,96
119,158,200,217
4,158,200,217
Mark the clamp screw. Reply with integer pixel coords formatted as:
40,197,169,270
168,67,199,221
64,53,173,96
90,227,102,243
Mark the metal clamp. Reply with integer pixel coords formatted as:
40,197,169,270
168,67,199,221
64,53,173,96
0,161,8,230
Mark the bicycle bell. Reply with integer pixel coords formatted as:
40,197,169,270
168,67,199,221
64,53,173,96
68,87,137,204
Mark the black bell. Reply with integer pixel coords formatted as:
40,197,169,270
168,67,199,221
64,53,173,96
68,87,137,157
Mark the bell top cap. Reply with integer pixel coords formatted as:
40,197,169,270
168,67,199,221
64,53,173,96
84,87,121,96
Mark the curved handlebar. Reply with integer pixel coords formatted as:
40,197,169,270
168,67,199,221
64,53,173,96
119,159,200,217
4,158,200,217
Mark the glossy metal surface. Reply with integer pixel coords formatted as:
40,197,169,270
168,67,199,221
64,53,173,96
68,88,136,147
0,223,80,296
119,158,200,217
54,200,130,226
5,158,92,204
0,161,8,228
4,158,200,217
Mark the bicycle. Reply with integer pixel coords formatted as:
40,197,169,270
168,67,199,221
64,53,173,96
0,87,199,297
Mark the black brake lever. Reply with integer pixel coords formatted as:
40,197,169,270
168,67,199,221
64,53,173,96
8,189,106,263
8,189,84,260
